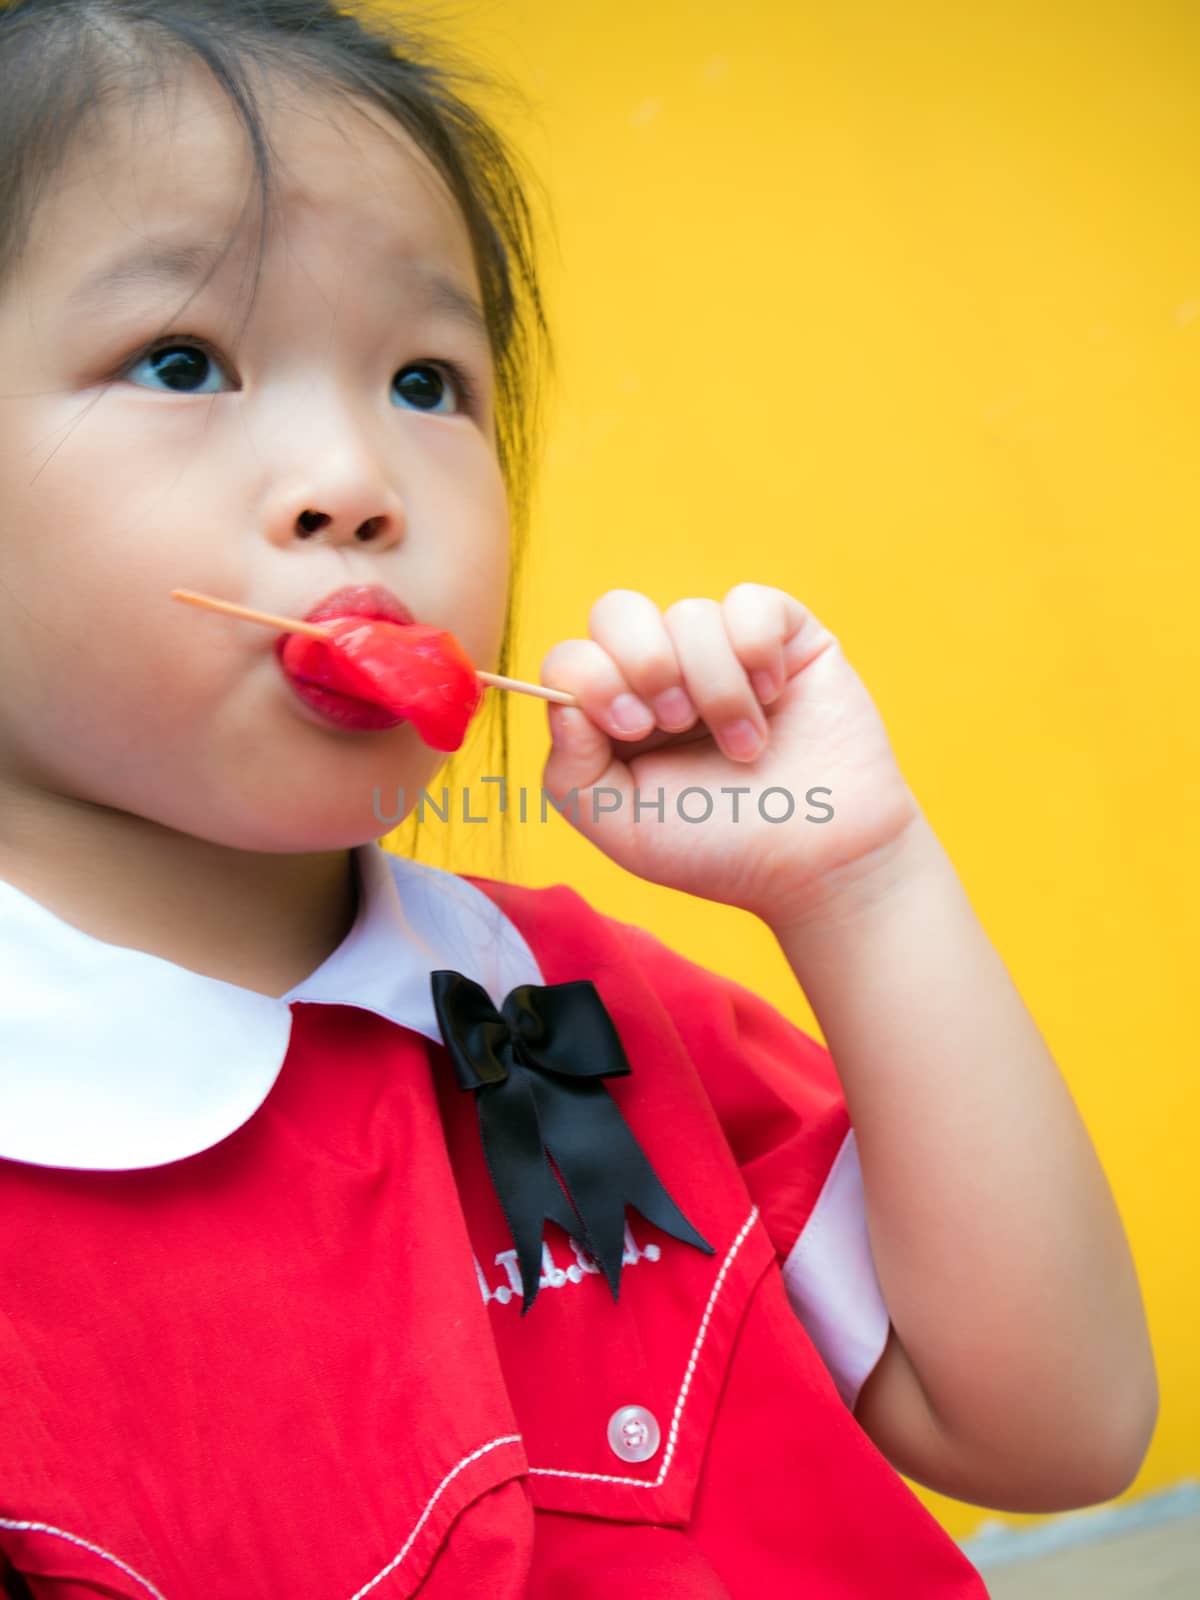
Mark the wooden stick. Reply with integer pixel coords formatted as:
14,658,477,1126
169,588,580,706
475,670,575,705
171,588,333,641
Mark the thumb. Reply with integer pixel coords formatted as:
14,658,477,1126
542,704,639,836
543,703,619,797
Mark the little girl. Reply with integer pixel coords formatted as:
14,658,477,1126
0,1,1157,1595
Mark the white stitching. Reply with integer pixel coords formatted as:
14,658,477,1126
346,1433,523,1599
0,1218,757,1596
0,1518,167,1600
528,1204,759,1489
0,1439,526,1600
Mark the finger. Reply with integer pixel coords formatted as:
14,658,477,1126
596,718,717,761
769,591,839,679
587,589,698,733
721,582,789,704
540,636,653,742
662,597,768,762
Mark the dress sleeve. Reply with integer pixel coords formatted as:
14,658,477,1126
616,920,892,1412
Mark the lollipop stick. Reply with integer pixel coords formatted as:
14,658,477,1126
475,670,575,706
171,588,332,640
169,588,580,706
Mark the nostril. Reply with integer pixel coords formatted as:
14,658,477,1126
297,510,331,536
355,516,384,542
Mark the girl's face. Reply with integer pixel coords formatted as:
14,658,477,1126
0,67,510,853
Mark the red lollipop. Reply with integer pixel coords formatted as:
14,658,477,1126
281,617,483,752
167,588,585,754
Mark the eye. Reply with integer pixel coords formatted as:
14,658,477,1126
391,360,473,415
124,340,233,395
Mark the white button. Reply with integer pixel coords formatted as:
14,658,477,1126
607,1404,661,1463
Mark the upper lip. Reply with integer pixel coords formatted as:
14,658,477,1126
273,584,415,669
300,584,415,628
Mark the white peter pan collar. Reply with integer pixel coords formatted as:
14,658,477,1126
0,842,544,1174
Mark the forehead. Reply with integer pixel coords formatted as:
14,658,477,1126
18,62,481,307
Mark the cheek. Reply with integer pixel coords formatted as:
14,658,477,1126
425,434,512,661
471,474,513,666
0,391,251,613
0,399,217,597
0,449,235,762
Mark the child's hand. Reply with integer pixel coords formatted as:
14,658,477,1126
540,585,923,930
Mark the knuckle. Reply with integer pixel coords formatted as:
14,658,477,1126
621,643,678,685
698,685,753,724
724,580,769,607
588,588,652,630
663,595,718,630
730,633,777,665
539,637,591,677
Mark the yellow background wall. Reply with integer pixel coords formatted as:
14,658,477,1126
393,0,1198,1543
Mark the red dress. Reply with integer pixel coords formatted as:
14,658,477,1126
0,849,989,1597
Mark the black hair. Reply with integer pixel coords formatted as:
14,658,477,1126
0,0,555,877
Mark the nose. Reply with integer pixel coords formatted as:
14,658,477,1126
261,433,407,553
292,505,395,545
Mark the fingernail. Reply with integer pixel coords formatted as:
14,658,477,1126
653,687,695,728
720,719,763,759
609,692,655,734
751,669,779,703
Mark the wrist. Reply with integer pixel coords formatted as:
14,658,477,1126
762,810,947,953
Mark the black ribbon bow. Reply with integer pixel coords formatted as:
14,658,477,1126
431,970,713,1312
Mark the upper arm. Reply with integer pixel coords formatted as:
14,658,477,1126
852,1325,1144,1513
852,1323,957,1493
854,1325,1045,1508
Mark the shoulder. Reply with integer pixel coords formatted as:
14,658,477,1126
460,874,601,935
458,877,774,1031
461,874,676,977
461,874,840,1098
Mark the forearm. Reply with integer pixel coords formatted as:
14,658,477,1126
771,812,1157,1483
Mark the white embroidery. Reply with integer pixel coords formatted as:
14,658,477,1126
1,1442,527,1600
346,1434,523,1599
0,1219,750,1598
0,1518,167,1600
475,1222,662,1307
528,1204,759,1489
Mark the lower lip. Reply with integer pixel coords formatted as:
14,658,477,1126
282,675,408,732
275,610,411,732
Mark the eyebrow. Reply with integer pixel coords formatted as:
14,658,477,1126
66,242,226,311
409,266,492,349
66,242,492,348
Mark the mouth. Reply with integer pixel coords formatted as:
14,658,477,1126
274,584,415,727
273,583,414,671
301,584,415,629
